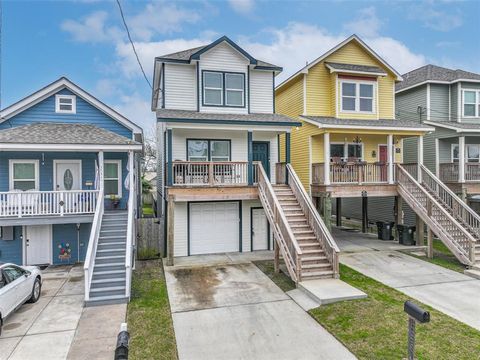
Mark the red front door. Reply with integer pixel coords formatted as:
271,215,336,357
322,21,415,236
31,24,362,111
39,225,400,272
379,145,388,181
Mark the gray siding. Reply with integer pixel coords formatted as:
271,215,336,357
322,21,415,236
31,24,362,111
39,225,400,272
430,84,449,122
461,82,480,123
396,85,427,122
451,83,458,121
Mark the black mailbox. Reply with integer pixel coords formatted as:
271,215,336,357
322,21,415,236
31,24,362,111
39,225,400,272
404,300,430,323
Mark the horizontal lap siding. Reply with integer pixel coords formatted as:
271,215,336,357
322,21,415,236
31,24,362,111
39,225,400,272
52,223,91,265
430,84,449,122
253,132,279,183
0,226,23,264
451,83,458,121
165,64,197,111
199,42,250,114
461,82,480,123
250,70,274,114
0,89,132,138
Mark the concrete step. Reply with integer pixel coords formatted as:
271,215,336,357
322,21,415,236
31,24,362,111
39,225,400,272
464,269,480,280
85,294,129,307
298,279,367,305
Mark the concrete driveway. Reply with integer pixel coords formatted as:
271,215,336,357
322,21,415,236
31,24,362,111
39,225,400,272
341,250,480,330
0,265,126,360
165,259,356,360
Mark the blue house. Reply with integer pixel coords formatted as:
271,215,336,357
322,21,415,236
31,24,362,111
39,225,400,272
0,77,143,305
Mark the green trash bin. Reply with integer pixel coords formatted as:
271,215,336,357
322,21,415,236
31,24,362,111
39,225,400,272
396,224,416,245
376,221,394,240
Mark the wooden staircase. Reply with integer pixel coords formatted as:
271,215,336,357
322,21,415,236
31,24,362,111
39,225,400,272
396,164,477,266
256,162,339,283
273,185,334,280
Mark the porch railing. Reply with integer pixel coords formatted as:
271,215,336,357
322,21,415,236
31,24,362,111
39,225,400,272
0,190,100,218
440,162,480,183
171,161,249,186
311,162,390,184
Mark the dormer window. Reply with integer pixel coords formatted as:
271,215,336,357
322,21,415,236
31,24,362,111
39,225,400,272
463,90,480,118
340,80,375,113
203,71,245,107
55,95,76,114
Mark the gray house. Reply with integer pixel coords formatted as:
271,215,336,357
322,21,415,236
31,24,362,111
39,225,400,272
398,65,480,207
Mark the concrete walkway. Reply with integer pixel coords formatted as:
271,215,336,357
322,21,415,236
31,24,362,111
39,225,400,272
334,228,480,331
0,265,126,360
164,256,356,360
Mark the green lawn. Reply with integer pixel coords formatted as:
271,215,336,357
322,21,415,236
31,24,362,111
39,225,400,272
255,261,480,360
127,260,178,360
404,238,466,273
253,260,296,292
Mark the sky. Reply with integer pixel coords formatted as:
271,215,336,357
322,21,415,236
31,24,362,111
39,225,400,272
2,0,480,135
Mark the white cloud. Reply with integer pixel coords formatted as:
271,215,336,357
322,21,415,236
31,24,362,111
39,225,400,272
408,2,463,32
344,6,382,38
228,0,255,14
61,11,121,43
239,22,426,83
112,92,155,132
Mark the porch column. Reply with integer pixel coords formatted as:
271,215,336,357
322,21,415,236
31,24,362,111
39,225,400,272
166,195,174,266
98,151,104,190
435,138,440,178
167,129,173,186
324,132,330,185
417,135,424,182
248,131,253,185
459,136,465,183
387,134,394,184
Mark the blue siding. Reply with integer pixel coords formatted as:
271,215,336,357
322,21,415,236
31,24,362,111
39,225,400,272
105,152,130,209
0,89,133,138
52,223,91,265
0,226,23,264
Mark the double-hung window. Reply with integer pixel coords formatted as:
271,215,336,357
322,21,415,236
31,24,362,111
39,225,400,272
104,160,122,197
187,139,231,161
463,90,480,117
330,144,363,162
340,81,375,113
452,144,480,162
9,160,39,191
55,95,76,113
203,71,244,107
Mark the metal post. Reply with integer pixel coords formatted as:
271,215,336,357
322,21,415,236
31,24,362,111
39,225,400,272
361,191,368,233
336,198,342,227
407,317,416,360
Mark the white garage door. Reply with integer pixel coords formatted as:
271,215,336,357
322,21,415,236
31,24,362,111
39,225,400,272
190,202,239,255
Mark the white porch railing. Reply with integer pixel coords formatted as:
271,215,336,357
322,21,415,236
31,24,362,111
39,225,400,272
0,190,99,218
83,188,104,302
312,162,390,184
440,162,480,183
125,171,136,300
171,161,249,186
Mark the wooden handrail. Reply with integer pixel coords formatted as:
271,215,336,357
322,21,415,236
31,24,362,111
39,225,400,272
286,164,340,277
397,164,475,264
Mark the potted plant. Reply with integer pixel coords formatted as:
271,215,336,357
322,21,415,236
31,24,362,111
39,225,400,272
109,194,120,209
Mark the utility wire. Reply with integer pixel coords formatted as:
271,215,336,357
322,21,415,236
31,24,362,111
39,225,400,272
116,0,152,90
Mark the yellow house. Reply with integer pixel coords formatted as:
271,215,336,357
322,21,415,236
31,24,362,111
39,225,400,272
276,35,433,229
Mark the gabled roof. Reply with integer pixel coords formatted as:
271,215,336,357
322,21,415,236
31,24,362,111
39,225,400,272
155,36,282,71
325,62,387,76
0,77,143,135
276,34,403,91
396,65,480,92
0,123,142,150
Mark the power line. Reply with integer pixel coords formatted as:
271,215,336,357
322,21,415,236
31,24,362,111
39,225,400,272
116,0,152,90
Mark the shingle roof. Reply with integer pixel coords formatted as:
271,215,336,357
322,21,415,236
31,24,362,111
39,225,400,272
325,62,387,75
397,65,480,91
301,116,433,130
426,121,480,132
0,123,140,145
156,109,301,126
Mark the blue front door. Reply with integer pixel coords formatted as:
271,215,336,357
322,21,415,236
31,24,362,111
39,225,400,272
253,142,270,178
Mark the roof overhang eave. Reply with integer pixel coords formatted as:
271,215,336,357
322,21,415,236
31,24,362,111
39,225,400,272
0,143,143,151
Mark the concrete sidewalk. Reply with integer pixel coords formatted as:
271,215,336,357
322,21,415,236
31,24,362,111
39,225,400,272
341,250,480,331
165,259,356,360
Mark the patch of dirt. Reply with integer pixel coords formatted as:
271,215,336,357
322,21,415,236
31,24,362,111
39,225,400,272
171,266,222,307
3,323,21,330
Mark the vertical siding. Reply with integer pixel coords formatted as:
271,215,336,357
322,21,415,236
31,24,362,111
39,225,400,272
52,223,91,265
0,89,133,138
0,226,23,264
164,63,197,111
250,70,274,113
199,42,250,114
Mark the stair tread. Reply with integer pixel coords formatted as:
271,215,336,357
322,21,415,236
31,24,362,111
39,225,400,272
93,269,125,275
87,294,128,301
302,263,331,269
96,255,125,260
94,262,124,267
92,277,126,284
90,286,126,292
97,248,125,252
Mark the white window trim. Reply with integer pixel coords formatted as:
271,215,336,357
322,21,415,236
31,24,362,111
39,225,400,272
462,89,480,118
52,160,83,191
203,71,224,106
451,143,480,162
339,80,376,114
451,143,459,162
9,159,40,191
329,142,364,162
55,94,76,114
104,160,122,198
225,73,245,107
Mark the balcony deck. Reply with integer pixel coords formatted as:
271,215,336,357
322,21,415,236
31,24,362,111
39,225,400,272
0,190,99,225
439,163,480,195
311,162,398,198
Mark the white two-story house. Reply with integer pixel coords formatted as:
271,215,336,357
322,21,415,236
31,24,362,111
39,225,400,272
152,36,340,283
